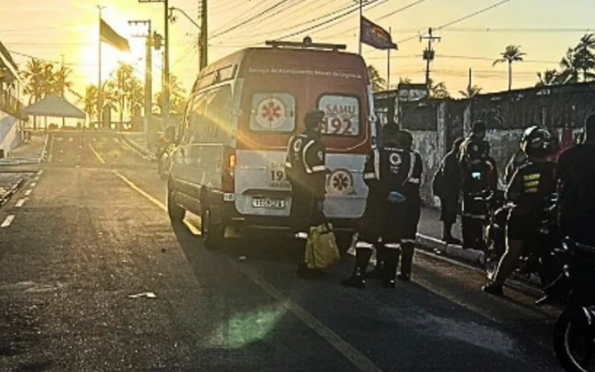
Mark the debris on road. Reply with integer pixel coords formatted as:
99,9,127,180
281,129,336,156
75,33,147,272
128,292,157,299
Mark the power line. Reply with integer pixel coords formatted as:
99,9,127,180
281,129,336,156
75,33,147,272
398,0,512,43
278,0,386,41
211,0,296,39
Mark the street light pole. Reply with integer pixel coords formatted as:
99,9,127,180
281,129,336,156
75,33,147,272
170,6,207,70
97,5,105,129
129,20,152,149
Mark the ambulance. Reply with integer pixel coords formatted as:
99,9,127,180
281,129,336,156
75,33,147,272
166,38,376,249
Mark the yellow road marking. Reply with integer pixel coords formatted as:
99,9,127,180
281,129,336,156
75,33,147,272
89,142,105,164
112,171,166,212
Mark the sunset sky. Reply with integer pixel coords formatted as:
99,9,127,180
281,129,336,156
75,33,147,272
2,0,594,100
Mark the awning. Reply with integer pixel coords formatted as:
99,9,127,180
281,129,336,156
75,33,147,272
22,94,86,119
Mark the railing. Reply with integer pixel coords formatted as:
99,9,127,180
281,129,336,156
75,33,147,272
0,90,24,119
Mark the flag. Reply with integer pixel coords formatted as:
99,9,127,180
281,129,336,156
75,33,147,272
100,19,131,53
360,17,397,50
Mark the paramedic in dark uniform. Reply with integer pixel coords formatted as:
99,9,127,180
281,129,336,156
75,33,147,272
459,121,494,250
395,130,424,282
285,109,327,277
341,123,409,289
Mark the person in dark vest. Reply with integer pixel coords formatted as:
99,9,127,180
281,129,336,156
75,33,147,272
285,109,327,278
433,138,464,244
394,130,424,281
341,124,411,289
459,121,494,250
482,126,556,296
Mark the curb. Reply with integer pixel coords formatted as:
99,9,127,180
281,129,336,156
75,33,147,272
416,234,485,265
118,134,156,161
0,177,27,208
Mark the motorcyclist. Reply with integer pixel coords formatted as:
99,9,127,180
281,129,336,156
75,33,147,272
482,126,557,296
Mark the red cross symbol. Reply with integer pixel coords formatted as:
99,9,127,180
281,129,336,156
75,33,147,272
261,100,282,123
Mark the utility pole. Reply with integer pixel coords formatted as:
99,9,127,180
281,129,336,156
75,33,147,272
357,0,364,55
129,20,152,148
61,54,66,128
200,0,208,70
139,0,169,129
420,27,441,86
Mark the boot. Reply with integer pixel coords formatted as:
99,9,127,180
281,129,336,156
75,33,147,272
366,244,385,280
341,248,372,289
398,242,415,282
382,249,401,288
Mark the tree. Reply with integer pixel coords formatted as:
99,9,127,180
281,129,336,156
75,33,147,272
51,66,75,98
536,69,559,87
81,85,98,119
21,58,46,104
367,65,386,92
124,76,144,117
154,74,187,115
493,45,526,91
573,34,595,82
399,77,413,85
459,85,482,99
558,48,581,84
429,80,450,99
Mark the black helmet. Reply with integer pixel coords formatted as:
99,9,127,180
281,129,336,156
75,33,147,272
521,126,553,158
305,109,325,129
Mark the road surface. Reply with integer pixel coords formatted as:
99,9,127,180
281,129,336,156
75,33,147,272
0,131,563,372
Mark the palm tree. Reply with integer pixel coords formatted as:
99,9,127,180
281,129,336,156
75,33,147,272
398,77,413,85
154,75,187,115
111,62,135,129
536,69,559,87
125,76,144,117
367,65,386,92
573,34,595,82
429,80,450,99
81,85,98,119
21,58,46,104
459,85,482,99
558,48,581,84
493,45,526,91
51,66,75,97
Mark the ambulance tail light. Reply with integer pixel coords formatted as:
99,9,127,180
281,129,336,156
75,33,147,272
222,148,236,193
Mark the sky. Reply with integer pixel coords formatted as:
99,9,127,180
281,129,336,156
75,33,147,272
2,0,595,101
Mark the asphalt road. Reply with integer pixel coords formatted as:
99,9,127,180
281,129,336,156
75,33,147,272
0,131,564,372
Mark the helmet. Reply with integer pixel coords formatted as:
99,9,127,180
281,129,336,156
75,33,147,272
521,126,553,158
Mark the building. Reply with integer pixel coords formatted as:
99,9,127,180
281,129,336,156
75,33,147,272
0,41,25,157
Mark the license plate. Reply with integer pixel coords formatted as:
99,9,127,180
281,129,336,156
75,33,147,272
252,197,285,209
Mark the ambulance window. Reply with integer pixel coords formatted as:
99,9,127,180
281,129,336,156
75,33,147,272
318,95,361,137
203,85,232,140
250,93,296,132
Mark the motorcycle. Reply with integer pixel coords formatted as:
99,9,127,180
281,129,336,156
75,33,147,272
478,191,561,287
553,238,595,372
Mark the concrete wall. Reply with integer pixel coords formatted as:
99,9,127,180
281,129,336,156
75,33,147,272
0,110,21,156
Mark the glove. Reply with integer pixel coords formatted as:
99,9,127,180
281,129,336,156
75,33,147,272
388,191,406,204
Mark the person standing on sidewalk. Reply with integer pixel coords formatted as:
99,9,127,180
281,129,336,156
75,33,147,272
285,109,328,278
459,121,494,250
433,137,464,245
394,130,424,282
341,123,409,288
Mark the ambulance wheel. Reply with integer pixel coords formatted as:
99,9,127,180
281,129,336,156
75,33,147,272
201,207,225,250
336,232,355,255
167,189,185,223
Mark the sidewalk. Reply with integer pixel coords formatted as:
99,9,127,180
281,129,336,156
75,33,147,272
119,132,156,161
417,207,485,265
0,133,48,165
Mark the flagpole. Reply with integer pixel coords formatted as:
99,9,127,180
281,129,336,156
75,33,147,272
97,5,104,129
358,0,363,55
387,27,391,90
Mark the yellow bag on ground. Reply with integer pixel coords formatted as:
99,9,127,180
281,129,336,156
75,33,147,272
305,223,340,269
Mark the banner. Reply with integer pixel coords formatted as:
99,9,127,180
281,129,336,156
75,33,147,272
100,19,130,53
360,17,397,50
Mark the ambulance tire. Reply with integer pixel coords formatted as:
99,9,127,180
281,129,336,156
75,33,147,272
201,206,225,250
167,189,185,223
336,232,355,255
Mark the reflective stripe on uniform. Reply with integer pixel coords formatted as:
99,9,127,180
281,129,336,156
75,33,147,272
402,239,417,244
523,173,541,181
407,177,420,185
405,151,418,184
311,165,326,173
355,241,374,249
302,139,316,174
373,148,381,180
364,172,376,180
462,213,487,220
384,243,400,249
